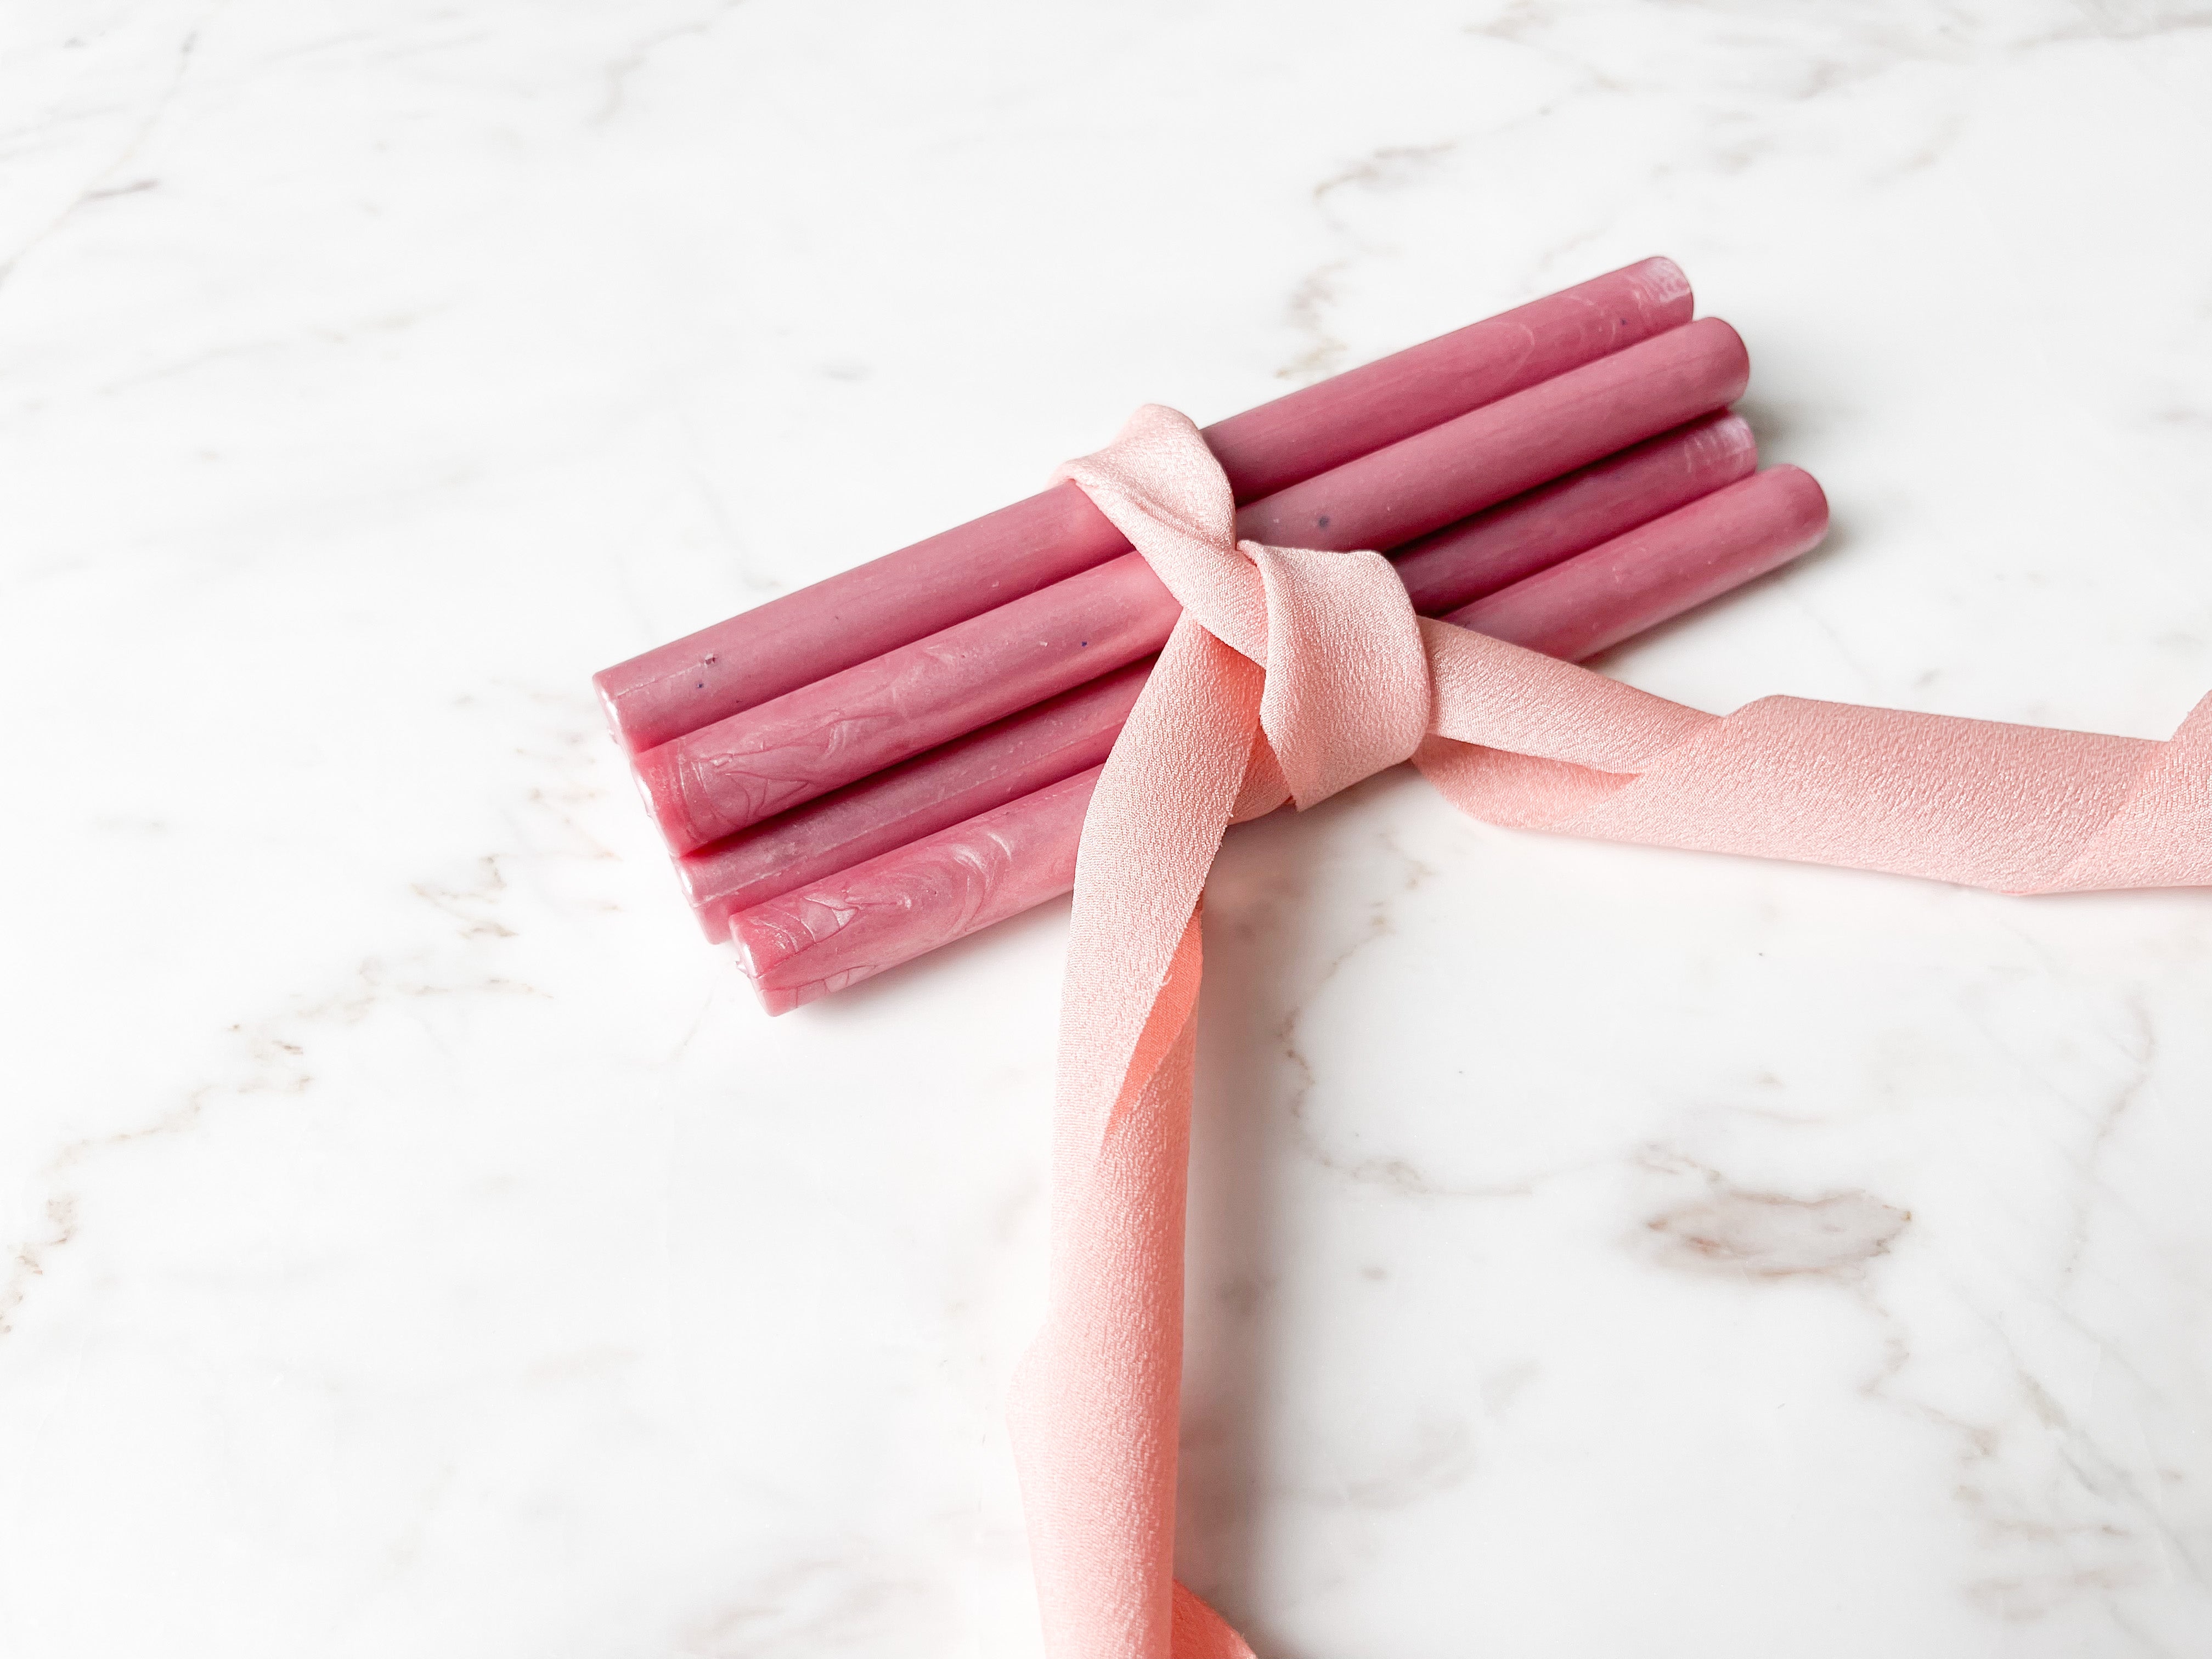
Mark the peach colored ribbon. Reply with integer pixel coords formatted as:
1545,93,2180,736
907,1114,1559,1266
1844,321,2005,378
1005,405,2212,1659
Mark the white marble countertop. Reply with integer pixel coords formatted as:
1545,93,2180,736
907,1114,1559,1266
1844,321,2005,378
5,3,2212,1654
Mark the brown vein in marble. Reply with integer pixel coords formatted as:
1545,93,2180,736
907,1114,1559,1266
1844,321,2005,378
2058,991,2158,1285
1644,1182,1910,1280
594,0,749,126
1261,817,1592,1202
0,684,608,1341
0,16,204,290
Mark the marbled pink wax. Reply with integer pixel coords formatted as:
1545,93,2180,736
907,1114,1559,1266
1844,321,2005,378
731,462,1827,1012
639,319,1751,854
593,258,1692,754
636,552,1176,854
674,414,1754,936
733,768,1102,1017
675,662,1148,941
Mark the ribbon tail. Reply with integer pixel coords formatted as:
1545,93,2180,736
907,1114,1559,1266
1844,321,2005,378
1009,928,1204,1659
1009,619,1266,1659
2039,690,2212,891
1414,616,2212,895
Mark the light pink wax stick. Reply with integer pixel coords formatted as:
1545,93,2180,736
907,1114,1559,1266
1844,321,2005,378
732,464,1829,1014
1444,464,1829,658
676,413,1756,938
641,318,1751,854
594,258,1692,754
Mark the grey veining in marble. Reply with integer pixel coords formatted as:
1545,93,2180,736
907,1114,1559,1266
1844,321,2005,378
3,2,2210,1655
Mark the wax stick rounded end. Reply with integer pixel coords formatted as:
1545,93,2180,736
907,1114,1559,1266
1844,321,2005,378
629,742,709,857
676,843,753,939
1731,464,1830,577
682,877,739,944
729,909,771,979
1697,410,1757,469
1628,255,1692,312
1692,317,1752,403
668,845,725,925
730,909,822,1015
1765,463,1830,538
591,667,639,751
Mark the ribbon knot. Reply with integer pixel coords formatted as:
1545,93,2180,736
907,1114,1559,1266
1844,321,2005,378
1009,405,2212,1659
1059,404,1431,811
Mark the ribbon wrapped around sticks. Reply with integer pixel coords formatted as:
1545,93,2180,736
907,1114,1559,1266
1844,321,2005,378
1009,404,2212,1658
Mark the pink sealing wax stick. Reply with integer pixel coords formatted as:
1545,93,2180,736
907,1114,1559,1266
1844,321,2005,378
732,463,1829,1013
595,258,1692,754
1443,462,1829,657
640,318,1751,854
1389,408,1753,611
676,662,1150,939
675,412,1756,939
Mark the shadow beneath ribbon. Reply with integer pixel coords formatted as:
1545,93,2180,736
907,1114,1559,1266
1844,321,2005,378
1172,785,1365,1658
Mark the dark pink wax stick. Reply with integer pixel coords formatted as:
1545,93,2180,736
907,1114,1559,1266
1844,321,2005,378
1200,255,1692,499
1391,410,1752,612
594,258,1692,755
641,318,1751,854
674,414,1755,938
732,464,1830,1014
1444,464,1829,658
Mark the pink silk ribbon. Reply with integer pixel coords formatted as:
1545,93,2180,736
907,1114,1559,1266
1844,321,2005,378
1002,405,2212,1659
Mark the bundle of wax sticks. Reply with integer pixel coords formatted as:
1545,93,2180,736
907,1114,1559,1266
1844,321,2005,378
595,258,1830,1012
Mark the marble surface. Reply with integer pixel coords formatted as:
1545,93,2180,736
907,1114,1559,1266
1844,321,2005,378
5,2,2212,1654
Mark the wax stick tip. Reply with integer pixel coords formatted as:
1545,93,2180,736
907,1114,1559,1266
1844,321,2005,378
590,667,635,750
729,913,766,979
729,916,798,1013
1689,316,1751,399
1633,255,1692,309
629,741,712,856
1763,464,1830,538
